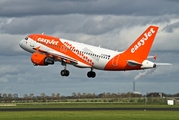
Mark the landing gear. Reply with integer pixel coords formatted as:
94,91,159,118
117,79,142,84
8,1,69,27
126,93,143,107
87,68,96,78
60,70,70,76
60,61,70,77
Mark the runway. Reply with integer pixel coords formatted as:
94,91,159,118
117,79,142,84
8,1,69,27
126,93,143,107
0,108,179,111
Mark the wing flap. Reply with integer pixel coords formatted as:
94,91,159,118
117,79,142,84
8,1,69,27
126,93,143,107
33,47,78,65
47,51,78,65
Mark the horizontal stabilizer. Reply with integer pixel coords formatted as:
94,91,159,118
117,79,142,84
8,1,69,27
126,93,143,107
148,54,158,60
155,63,172,66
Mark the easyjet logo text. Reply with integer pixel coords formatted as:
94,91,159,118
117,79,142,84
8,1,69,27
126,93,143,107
37,37,59,45
131,28,155,53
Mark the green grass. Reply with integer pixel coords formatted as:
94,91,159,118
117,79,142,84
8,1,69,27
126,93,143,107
1,102,179,108
1,103,179,120
0,111,179,120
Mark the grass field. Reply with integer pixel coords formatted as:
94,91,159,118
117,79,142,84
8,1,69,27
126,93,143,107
1,102,179,108
1,103,179,120
1,111,179,120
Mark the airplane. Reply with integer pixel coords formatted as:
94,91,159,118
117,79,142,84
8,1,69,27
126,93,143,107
19,25,171,78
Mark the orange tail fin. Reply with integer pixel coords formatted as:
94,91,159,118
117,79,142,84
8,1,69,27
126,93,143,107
123,26,159,60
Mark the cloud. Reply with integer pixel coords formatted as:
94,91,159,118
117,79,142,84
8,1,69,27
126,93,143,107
0,77,8,83
0,34,26,56
0,65,19,75
162,21,179,33
0,0,179,17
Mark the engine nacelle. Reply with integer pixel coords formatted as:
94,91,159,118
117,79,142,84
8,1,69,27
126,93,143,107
141,60,156,69
31,52,54,66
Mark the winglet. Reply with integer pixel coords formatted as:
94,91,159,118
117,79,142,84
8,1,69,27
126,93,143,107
123,26,159,60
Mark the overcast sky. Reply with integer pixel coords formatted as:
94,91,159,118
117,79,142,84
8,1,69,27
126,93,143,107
0,0,178,97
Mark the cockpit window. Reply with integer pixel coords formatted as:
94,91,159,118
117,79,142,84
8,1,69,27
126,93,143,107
25,37,28,40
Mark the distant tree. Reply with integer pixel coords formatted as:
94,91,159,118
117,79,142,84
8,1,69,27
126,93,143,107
51,93,56,100
106,92,111,98
126,92,132,98
41,93,46,102
56,93,60,101
87,93,92,98
29,93,34,102
120,93,126,98
7,93,13,99
77,92,81,98
174,93,179,97
117,92,121,97
92,93,96,98
13,94,18,98
29,93,34,98
2,93,7,102
72,92,77,98
23,94,29,99
82,93,87,98
3,93,7,98
41,93,46,98
98,92,105,98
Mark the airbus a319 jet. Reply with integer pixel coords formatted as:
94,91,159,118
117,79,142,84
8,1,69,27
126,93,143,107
19,26,171,78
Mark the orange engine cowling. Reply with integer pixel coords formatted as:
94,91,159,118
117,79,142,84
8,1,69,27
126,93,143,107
31,52,54,66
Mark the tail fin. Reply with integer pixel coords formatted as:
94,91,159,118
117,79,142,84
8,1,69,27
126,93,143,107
123,26,159,60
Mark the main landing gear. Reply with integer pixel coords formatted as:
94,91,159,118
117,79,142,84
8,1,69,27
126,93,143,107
60,69,69,76
60,61,96,78
60,61,70,77
87,68,96,78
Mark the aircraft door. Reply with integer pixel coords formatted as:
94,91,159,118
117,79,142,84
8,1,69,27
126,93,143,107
30,36,38,48
112,55,119,66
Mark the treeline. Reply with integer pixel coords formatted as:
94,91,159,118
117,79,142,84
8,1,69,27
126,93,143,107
0,92,142,100
0,92,179,103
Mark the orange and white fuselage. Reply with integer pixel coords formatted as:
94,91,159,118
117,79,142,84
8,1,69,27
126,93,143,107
19,26,169,78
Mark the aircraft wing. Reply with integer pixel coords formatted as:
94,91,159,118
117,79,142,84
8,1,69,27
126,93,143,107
33,47,78,65
47,51,78,65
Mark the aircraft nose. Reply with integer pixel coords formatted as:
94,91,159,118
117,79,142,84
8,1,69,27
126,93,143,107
19,39,27,50
19,38,35,53
19,40,24,48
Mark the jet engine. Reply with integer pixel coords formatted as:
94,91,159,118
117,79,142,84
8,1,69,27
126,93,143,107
31,52,54,66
